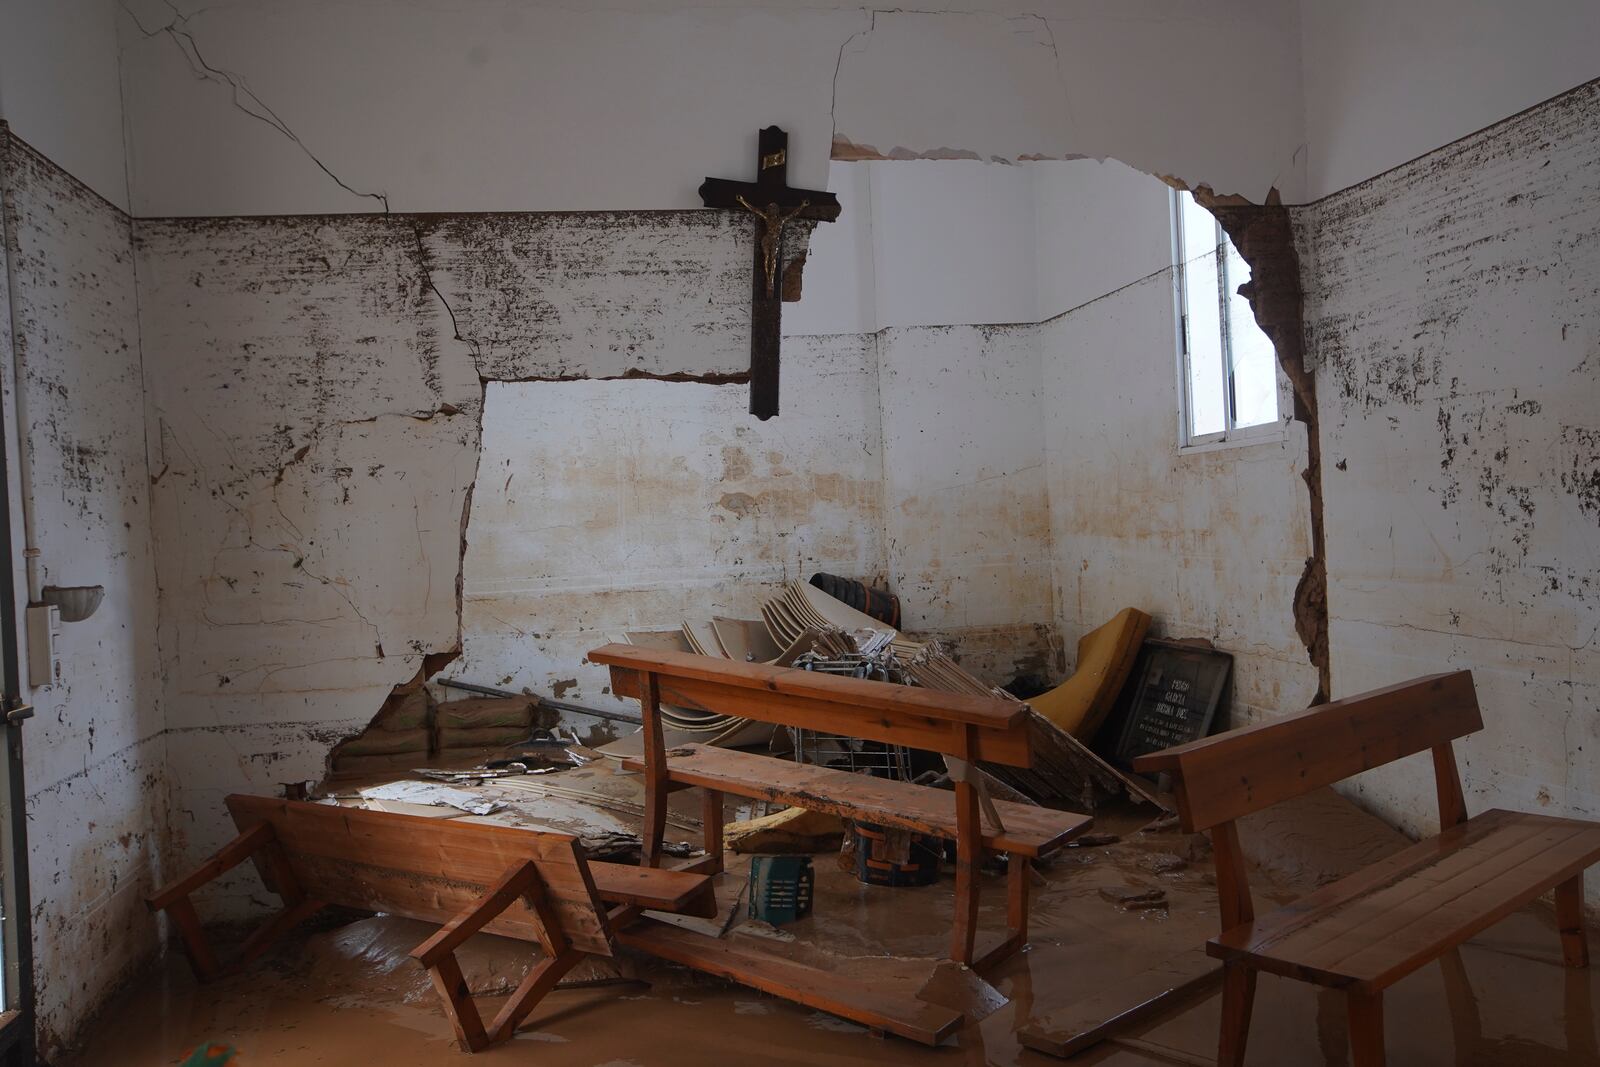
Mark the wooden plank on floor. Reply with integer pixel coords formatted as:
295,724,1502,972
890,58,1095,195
615,918,964,1045
621,744,1091,856
1018,947,1221,1059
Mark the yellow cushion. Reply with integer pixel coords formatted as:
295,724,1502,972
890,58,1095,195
1031,608,1152,739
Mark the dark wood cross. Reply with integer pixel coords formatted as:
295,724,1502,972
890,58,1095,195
700,126,841,420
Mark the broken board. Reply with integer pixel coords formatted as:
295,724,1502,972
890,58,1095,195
1018,947,1221,1058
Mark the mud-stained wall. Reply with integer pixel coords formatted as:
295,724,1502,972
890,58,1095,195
134,213,481,909
131,208,797,908
1040,273,1319,725
1296,81,1600,864
0,134,166,1056
460,349,886,711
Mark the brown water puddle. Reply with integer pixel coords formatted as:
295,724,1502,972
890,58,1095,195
61,778,1600,1065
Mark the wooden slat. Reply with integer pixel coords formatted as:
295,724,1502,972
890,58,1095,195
614,918,964,1045
225,795,615,955
588,861,716,916
1018,948,1221,1058
622,745,1090,856
631,672,1031,766
591,644,1024,729
1133,672,1481,830
1212,810,1600,990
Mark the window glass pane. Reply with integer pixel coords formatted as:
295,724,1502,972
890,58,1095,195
1179,193,1225,439
1181,195,1225,438
1180,194,1218,267
1225,242,1278,429
1184,248,1225,438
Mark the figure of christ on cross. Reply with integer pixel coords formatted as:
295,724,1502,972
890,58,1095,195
699,126,841,420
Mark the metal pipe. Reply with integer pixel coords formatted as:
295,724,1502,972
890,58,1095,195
0,152,38,607
435,677,640,726
0,127,39,1065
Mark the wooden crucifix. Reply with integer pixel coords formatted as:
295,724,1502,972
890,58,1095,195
700,126,841,420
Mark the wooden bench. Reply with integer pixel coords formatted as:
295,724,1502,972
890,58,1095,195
1134,671,1600,1067
588,643,1093,975
146,795,717,1052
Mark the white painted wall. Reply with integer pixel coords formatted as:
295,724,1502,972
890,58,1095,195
835,0,1306,202
787,156,1176,336
0,0,130,211
869,163,1038,328
1300,0,1600,200
114,0,1311,217
0,135,163,1056
1296,81,1600,876
1032,158,1175,319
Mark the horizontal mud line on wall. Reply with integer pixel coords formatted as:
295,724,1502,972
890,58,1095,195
132,207,765,225
481,369,751,386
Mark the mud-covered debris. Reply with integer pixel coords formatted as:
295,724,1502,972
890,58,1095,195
1099,886,1168,911
1139,852,1189,875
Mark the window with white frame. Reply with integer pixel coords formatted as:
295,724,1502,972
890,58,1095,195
1171,190,1278,447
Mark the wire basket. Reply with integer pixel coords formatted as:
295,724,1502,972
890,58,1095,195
786,653,915,781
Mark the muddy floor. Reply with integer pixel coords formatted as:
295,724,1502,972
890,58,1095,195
59,764,1600,1066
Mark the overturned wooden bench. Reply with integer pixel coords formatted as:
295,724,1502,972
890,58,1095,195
1134,671,1600,1067
588,643,1093,976
146,795,717,1052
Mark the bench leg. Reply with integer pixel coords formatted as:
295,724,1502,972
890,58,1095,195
166,896,221,981
639,673,668,868
1565,961,1598,1057
950,779,981,965
487,946,587,1044
1217,962,1256,1067
701,788,724,875
427,952,490,1052
148,827,322,983
1347,989,1385,1067
974,853,1030,972
1557,872,1589,968
1437,947,1482,1061
412,859,586,1053
221,897,328,978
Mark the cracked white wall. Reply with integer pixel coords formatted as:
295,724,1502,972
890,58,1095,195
0,134,165,1058
114,0,1312,217
132,208,797,910
135,214,481,914
1295,82,1600,879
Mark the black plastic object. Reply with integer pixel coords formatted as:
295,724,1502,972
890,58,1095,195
808,573,902,630
853,822,941,887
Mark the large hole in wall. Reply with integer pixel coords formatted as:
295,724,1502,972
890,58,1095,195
455,373,889,715
320,159,1321,781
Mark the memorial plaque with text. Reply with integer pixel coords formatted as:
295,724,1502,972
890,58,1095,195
1113,642,1232,767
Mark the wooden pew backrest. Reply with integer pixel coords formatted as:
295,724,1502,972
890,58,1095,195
589,643,1032,766
225,795,615,955
1133,671,1481,833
